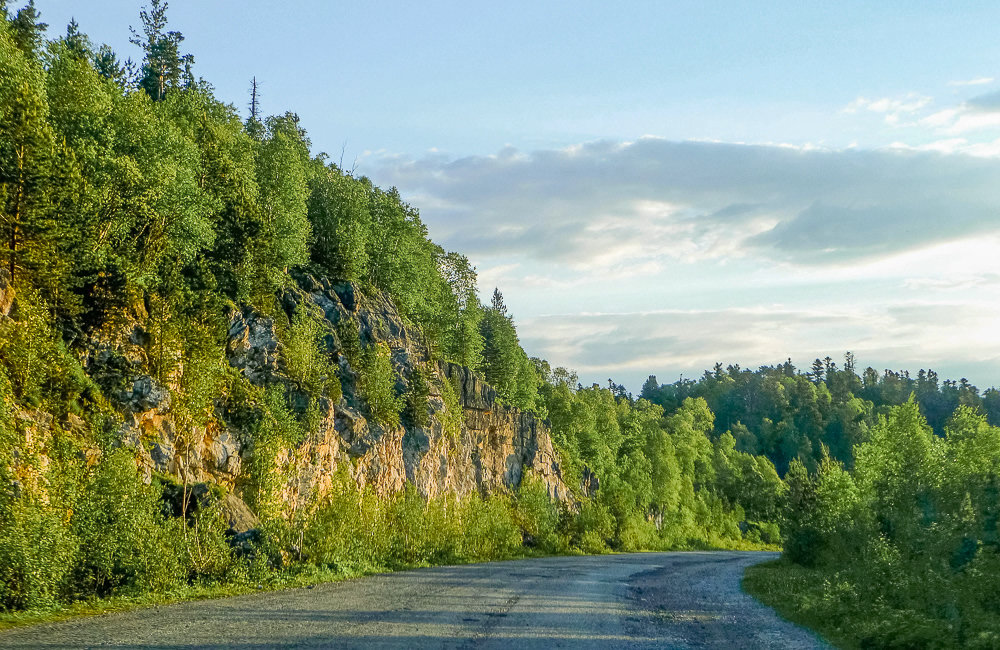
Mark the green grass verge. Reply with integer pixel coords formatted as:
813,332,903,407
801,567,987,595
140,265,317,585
742,558,1000,650
742,558,848,648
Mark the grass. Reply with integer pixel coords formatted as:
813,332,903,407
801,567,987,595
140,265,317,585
742,558,847,648
742,558,1000,650
0,565,359,631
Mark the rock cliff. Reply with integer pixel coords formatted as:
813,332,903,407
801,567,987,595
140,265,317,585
71,274,569,528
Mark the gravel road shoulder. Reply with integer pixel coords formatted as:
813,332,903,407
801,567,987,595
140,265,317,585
627,552,831,648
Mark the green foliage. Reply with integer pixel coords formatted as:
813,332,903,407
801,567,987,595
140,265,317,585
359,342,402,430
514,475,559,552
479,291,522,404
438,370,464,441
0,287,93,413
244,386,305,516
404,363,431,428
281,306,340,400
71,450,183,598
0,480,77,610
459,492,521,561
130,0,194,102
247,113,311,295
770,400,1000,646
308,165,370,282
335,315,362,369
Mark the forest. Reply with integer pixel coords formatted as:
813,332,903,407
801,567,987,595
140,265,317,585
0,3,998,647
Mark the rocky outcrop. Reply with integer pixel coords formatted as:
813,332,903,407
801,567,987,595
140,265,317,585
227,309,284,385
100,273,571,520
0,268,15,320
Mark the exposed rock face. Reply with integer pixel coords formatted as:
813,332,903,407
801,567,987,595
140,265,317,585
227,309,284,384
0,268,15,320
107,274,571,519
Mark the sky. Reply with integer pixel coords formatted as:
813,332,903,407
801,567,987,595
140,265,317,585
24,1,1000,391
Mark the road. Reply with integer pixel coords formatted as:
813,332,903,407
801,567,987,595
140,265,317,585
1,551,829,649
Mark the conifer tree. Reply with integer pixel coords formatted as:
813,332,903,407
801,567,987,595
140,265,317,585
9,0,46,57
130,0,192,101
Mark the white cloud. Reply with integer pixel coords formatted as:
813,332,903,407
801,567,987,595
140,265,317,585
949,77,995,87
911,90,1000,136
844,94,932,114
362,139,1000,390
843,94,932,125
364,138,1000,269
520,301,1000,390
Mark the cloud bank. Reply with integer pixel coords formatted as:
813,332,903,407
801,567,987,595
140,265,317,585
366,139,1000,270
361,138,1000,390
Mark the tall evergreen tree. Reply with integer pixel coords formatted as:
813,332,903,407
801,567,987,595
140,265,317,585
9,0,46,57
130,0,192,102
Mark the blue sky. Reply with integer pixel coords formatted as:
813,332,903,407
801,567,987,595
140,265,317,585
26,1,1000,390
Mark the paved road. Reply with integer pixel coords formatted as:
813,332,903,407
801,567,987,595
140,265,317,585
1,552,828,649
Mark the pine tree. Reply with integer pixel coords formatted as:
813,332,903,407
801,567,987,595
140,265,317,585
62,18,91,59
9,0,46,57
130,0,192,101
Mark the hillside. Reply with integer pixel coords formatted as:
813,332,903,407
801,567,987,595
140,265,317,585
0,3,777,615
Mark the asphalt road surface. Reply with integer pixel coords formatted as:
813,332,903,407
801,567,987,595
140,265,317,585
1,551,829,649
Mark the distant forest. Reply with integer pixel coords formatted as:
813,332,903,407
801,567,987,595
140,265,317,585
637,355,999,474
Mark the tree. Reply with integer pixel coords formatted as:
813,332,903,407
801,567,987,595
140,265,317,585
130,0,192,101
308,163,370,282
0,24,53,285
60,18,91,59
9,0,46,57
93,45,134,86
248,112,310,290
479,290,522,404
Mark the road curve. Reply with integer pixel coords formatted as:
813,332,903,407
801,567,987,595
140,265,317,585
1,551,828,649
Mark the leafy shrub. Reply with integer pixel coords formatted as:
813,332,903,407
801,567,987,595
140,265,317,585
303,466,388,574
0,488,78,610
514,475,559,552
404,363,431,428
572,499,614,554
71,450,183,598
244,386,305,516
281,307,340,401
438,371,465,441
459,492,520,561
180,504,236,584
335,315,362,370
359,342,402,430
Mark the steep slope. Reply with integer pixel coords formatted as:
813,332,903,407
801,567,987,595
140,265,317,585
53,272,569,529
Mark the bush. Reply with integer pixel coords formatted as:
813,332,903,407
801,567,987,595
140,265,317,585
572,499,614,554
179,504,236,584
71,450,183,598
244,386,305,516
281,307,340,401
514,475,559,552
459,492,520,562
404,363,431,428
0,488,78,610
359,342,402,430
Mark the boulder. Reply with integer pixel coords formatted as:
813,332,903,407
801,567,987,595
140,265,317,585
220,492,259,534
